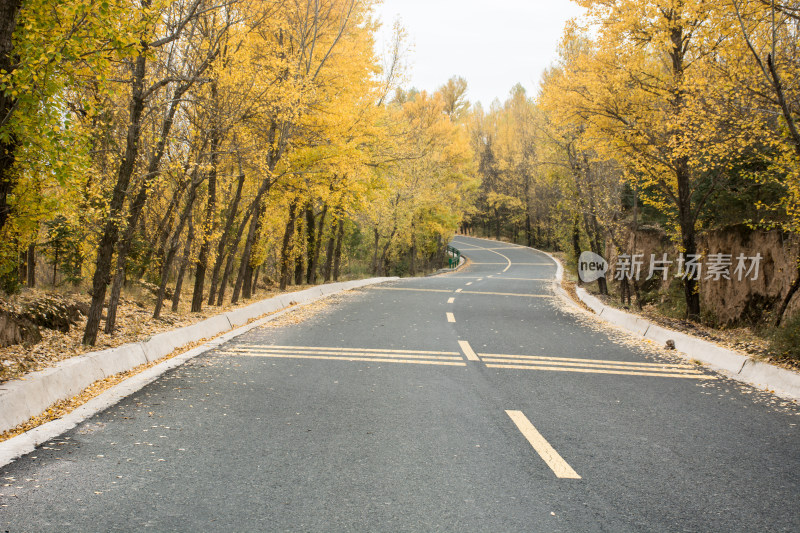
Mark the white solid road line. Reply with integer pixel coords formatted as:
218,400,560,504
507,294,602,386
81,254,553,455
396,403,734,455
447,312,456,323
221,345,467,367
487,363,709,379
505,410,581,480
371,287,551,299
453,241,513,272
480,353,700,369
458,340,480,361
256,345,460,355
227,349,463,361
460,290,549,298
226,352,467,366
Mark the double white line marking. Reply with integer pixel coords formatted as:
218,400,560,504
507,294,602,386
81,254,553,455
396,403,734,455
482,353,707,379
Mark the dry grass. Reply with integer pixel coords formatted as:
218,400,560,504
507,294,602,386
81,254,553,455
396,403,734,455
0,283,312,384
0,292,342,443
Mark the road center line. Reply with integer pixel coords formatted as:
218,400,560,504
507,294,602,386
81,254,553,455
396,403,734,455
505,410,581,480
372,287,453,294
255,345,459,355
461,290,549,298
482,358,703,373
446,312,456,323
458,340,480,361
372,287,549,298
488,364,709,379
226,349,463,361
496,277,551,281
224,352,466,367
464,244,513,272
479,353,698,368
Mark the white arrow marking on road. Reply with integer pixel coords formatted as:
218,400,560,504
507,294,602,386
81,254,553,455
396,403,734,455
505,410,581,480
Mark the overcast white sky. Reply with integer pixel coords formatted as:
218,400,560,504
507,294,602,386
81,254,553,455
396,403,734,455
373,1,585,108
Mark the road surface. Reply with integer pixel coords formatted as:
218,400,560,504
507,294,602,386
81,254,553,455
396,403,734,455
2,236,798,531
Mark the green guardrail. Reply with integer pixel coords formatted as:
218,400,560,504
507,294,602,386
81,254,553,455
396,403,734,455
446,245,461,269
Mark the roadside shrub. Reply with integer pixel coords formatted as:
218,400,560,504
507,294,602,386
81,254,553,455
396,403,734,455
770,313,800,363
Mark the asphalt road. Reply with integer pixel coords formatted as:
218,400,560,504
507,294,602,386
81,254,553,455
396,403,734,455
2,235,798,532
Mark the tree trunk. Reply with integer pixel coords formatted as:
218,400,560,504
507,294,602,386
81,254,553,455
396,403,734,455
137,179,187,279
279,201,298,290
294,251,304,286
216,202,254,306
234,186,270,304
371,227,380,275
305,204,318,284
525,213,532,248
191,112,219,312
631,182,642,310
308,204,327,284
409,229,416,276
171,216,195,312
237,120,285,300
83,51,148,345
208,172,245,305
333,218,344,281
571,214,582,285
377,226,396,276
52,243,59,286
775,262,800,327
103,85,194,334
252,265,261,294
323,216,336,283
235,208,260,303
667,22,701,321
26,243,35,287
0,0,22,237
293,207,306,286
153,176,202,319
676,161,701,320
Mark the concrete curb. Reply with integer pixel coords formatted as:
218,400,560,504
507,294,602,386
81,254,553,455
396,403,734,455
572,287,799,401
532,242,798,400
452,236,800,402
0,277,397,457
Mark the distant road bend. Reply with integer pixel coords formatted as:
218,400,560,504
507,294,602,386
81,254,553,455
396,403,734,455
1,235,798,531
